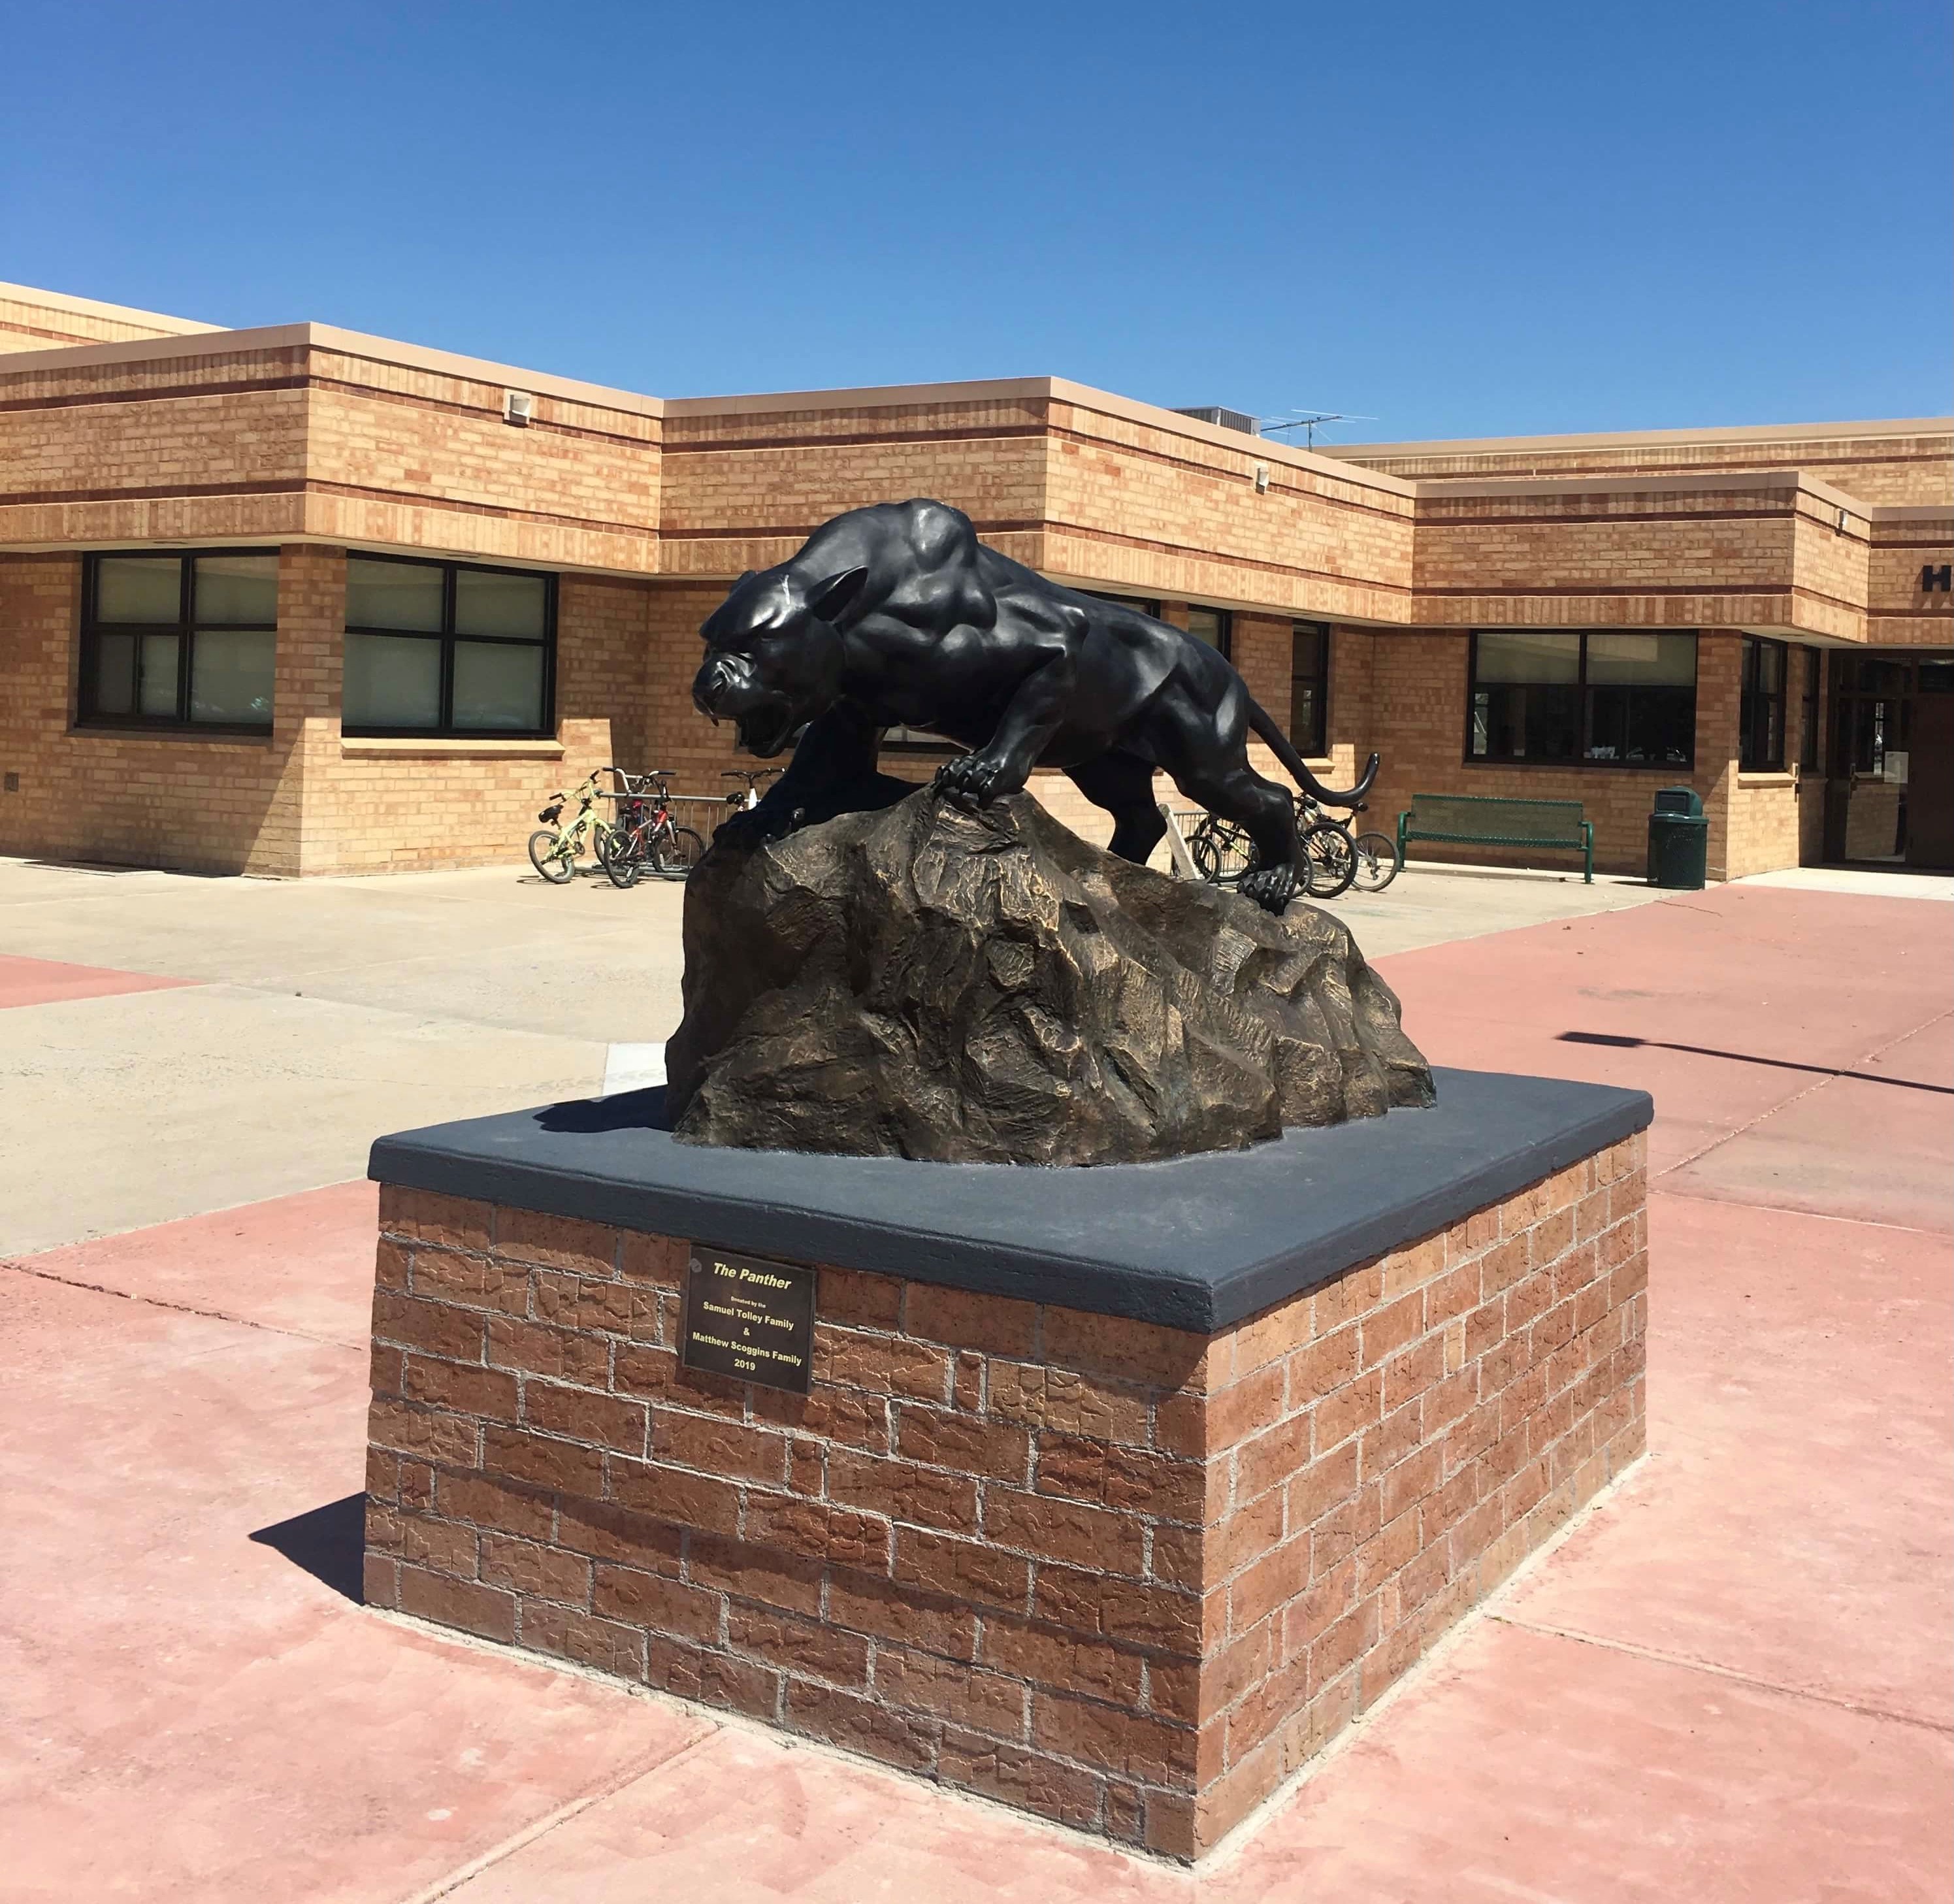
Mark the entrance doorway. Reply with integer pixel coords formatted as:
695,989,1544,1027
1824,651,1954,869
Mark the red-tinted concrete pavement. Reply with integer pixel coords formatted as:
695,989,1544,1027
2,884,1947,1901
0,953,197,1009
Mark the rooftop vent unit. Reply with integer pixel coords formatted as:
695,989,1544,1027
1171,405,1260,436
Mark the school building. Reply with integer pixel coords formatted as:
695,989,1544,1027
3,280,1949,881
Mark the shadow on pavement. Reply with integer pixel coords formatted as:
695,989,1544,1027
537,1085,672,1133
1559,1029,1953,1094
250,1493,366,1603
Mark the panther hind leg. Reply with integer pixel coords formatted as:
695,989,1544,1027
1165,762,1303,913
1065,751,1167,864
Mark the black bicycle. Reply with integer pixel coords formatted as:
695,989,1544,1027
1296,795,1403,895
1186,806,1359,898
1183,781,1401,900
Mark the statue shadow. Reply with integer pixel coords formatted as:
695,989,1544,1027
250,1492,366,1603
535,1085,675,1134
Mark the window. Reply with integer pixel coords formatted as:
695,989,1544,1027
1081,590,1162,619
1467,630,1696,767
80,551,278,730
1290,621,1330,756
1800,649,1822,770
1739,636,1787,772
343,555,554,736
1185,606,1232,661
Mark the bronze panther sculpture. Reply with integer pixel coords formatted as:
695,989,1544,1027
691,499,1378,910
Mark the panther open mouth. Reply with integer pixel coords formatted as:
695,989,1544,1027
735,704,801,759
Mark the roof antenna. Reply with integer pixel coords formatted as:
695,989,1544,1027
1260,409,1378,451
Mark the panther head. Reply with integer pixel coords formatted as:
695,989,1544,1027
691,565,870,759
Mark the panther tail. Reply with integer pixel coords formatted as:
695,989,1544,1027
1245,696,1379,807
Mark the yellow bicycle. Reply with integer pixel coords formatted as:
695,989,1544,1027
527,771,616,883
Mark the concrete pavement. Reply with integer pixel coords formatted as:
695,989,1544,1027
0,852,1659,1256
2,872,1947,1899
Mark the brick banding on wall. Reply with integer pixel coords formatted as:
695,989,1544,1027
363,1136,1648,1862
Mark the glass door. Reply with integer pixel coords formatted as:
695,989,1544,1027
1823,653,1954,866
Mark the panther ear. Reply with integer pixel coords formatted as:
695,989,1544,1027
807,565,869,627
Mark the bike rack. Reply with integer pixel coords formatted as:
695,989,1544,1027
1157,803,1200,881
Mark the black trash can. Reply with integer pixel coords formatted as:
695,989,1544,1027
1647,785,1708,889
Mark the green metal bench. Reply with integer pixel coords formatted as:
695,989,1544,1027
1397,793,1594,883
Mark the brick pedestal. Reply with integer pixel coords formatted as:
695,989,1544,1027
363,1120,1647,1860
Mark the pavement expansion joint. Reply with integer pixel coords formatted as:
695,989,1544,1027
1485,1615,1954,1735
1652,1189,1953,1239
0,1258,367,1353
1653,1004,1954,1183
395,1730,722,1904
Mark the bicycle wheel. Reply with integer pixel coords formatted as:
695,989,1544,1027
1190,817,1245,885
528,829,574,884
1300,821,1357,899
652,827,706,878
600,827,643,889
1352,830,1403,893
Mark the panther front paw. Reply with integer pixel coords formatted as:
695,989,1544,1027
1237,865,1300,915
932,753,1010,810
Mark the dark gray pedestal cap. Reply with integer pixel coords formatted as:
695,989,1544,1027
369,1068,1651,1335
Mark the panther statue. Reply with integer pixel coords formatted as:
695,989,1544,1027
691,499,1377,911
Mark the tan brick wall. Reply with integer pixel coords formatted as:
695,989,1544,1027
1789,497,1871,644
1866,514,1954,647
0,551,302,874
1040,396,1414,626
1338,427,1954,511
0,284,220,354
1410,484,1816,632
0,338,660,574
0,547,656,877
300,345,660,576
658,395,1049,581
1358,631,1791,879
5,313,1933,883
364,1135,1646,1858
299,563,652,877
0,344,313,551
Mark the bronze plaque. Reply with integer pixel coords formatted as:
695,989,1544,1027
679,1246,816,1394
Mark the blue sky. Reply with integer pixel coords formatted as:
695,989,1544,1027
3,1,1947,442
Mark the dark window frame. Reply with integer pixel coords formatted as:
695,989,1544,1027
77,548,280,734
1081,589,1164,619
342,551,557,740
1184,605,1233,662
1799,648,1822,771
1739,636,1788,773
1290,620,1331,757
1464,629,1698,770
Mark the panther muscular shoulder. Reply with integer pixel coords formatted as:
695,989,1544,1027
691,499,1376,911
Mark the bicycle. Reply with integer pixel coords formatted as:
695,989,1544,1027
1295,795,1402,896
1185,806,1360,900
1187,811,1252,886
721,767,783,810
527,771,617,884
598,771,706,888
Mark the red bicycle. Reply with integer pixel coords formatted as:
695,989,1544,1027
597,770,706,888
